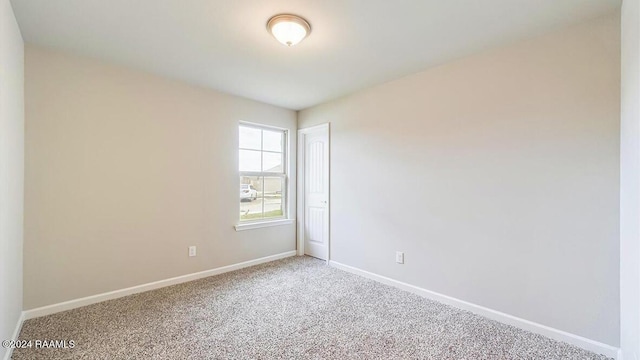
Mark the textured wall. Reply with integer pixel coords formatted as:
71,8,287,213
0,0,24,358
299,15,620,345
24,46,296,309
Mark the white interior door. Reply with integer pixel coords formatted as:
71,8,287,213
300,124,329,260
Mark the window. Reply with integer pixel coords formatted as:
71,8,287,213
239,123,287,222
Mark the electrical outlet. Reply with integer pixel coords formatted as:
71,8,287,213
188,246,197,257
396,251,404,264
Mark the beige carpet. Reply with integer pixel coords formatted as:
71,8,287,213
13,256,611,359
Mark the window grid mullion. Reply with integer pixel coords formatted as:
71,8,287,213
240,172,285,177
239,147,282,154
260,130,264,218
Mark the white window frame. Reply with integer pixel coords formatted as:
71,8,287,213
236,122,291,230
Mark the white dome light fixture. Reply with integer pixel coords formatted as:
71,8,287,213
267,14,311,47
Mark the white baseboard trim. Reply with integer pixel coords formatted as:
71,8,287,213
23,250,297,321
3,311,25,360
329,260,620,360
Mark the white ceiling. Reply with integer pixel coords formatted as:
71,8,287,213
11,0,620,110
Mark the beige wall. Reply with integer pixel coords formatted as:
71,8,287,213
299,14,620,345
24,46,297,309
0,0,24,357
620,0,640,358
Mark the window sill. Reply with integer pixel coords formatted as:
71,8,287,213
234,219,295,232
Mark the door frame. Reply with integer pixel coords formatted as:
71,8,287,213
297,123,330,263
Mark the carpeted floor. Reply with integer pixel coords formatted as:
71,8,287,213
13,256,610,359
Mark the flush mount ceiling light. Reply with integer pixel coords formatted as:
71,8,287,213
267,14,311,47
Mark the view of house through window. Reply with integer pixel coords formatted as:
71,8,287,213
239,124,286,221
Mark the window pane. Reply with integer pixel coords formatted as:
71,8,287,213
238,124,287,223
239,126,261,150
239,149,261,172
263,152,283,173
263,177,283,219
240,176,263,220
263,129,283,152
